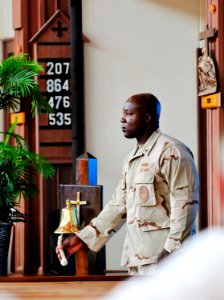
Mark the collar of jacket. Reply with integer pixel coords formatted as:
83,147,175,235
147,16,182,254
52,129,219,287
128,129,161,163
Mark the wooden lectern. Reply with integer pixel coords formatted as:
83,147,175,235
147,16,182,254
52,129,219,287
56,153,105,276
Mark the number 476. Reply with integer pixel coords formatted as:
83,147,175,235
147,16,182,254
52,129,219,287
48,96,70,109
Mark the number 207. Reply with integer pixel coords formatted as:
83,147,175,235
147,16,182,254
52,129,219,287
46,62,70,75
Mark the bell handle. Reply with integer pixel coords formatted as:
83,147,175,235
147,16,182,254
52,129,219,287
57,234,68,266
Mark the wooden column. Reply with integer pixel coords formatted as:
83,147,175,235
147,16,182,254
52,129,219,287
75,153,97,276
12,0,30,274
70,0,85,177
11,1,78,275
199,1,224,227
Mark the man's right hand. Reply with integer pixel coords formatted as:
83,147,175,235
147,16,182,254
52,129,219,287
55,235,85,262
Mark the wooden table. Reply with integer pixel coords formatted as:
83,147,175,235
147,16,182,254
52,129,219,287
0,276,129,300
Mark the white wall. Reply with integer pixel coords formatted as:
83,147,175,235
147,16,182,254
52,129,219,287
82,0,203,271
0,0,14,137
0,0,14,45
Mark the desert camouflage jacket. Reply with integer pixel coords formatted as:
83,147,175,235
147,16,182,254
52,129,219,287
77,129,199,267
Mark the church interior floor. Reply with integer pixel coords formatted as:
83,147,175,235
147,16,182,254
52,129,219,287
0,276,128,299
0,281,120,299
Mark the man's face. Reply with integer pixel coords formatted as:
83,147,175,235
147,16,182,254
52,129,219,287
121,97,148,139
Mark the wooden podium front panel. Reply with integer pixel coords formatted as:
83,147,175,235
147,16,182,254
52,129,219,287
48,184,106,275
59,184,103,227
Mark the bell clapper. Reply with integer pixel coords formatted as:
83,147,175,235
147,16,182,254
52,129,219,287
57,234,68,266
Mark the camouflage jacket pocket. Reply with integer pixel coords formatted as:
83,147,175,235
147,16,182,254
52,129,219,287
134,173,156,206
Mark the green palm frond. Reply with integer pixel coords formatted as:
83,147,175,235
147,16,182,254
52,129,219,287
2,69,39,96
0,122,55,222
0,54,56,223
0,53,43,76
0,93,20,111
30,88,53,116
0,54,52,115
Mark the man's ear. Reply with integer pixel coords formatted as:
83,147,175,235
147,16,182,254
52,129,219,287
145,113,151,123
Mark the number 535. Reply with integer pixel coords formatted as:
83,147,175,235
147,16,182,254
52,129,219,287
49,112,71,126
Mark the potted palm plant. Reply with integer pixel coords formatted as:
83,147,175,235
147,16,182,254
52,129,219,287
0,54,55,275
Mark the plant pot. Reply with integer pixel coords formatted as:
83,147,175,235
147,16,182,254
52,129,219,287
0,223,12,276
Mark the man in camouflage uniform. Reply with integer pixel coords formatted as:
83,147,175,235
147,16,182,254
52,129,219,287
56,93,199,275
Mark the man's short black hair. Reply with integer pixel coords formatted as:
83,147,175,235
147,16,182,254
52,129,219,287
145,93,161,119
132,93,161,128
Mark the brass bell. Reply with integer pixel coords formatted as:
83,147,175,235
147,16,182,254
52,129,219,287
54,192,87,234
54,199,80,234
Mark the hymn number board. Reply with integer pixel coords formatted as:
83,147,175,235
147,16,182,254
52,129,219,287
30,10,73,163
39,58,72,129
